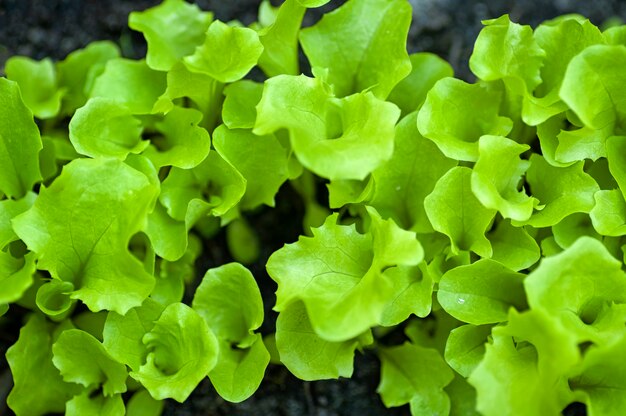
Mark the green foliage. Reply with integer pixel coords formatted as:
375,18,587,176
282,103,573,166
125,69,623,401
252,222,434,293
3,0,626,415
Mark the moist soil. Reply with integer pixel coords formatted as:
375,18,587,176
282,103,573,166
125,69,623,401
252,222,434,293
1,1,625,415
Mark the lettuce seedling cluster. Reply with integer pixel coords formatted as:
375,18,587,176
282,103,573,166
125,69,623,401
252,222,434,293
2,0,626,415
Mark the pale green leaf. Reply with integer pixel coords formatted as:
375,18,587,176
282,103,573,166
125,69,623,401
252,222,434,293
424,167,496,257
0,78,43,199
299,0,411,99
5,57,64,119
52,329,128,396
438,259,527,325
128,0,213,71
12,158,158,314
184,20,263,83
417,78,512,161
130,303,219,402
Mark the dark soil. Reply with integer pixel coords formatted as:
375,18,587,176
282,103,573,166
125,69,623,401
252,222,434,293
1,0,624,415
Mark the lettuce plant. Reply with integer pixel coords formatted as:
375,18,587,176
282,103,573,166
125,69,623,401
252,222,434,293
2,0,626,415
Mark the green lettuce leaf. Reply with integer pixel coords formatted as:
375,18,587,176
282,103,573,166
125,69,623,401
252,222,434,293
57,41,120,115
69,97,146,159
438,259,527,325
444,324,492,378
488,219,540,271
213,125,288,211
192,264,269,401
103,298,165,372
560,45,626,133
299,0,412,99
570,335,626,416
525,17,604,125
275,301,371,380
0,78,43,199
126,389,164,416
267,207,422,341
590,189,626,236
65,393,125,416
254,75,399,180
128,0,213,71
5,56,64,119
183,20,263,83
0,251,36,305
417,78,512,161
12,158,158,314
90,58,166,114
377,342,453,410
143,106,211,169
130,303,219,402
7,315,80,416
521,154,599,227
369,112,457,233
424,167,496,257
222,80,264,129
0,192,36,249
469,308,579,416
52,329,128,396
257,0,305,77
159,150,245,226
387,53,454,117
470,15,545,96
524,236,626,338
380,264,434,326
152,62,222,130
471,135,537,221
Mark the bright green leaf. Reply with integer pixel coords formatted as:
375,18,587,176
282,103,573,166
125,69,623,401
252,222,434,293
560,45,626,132
438,259,527,325
103,298,165,372
159,150,246,226
130,302,219,402
129,0,213,71
65,393,125,416
184,20,263,83
590,189,626,236
213,125,288,210
90,58,166,114
0,192,36,249
522,154,599,227
299,0,411,99
424,167,496,257
7,315,80,416
0,78,43,199
69,97,146,159
369,112,457,233
471,135,537,221
0,251,36,305
222,80,264,129
254,75,399,180
257,0,305,76
388,53,454,117
192,263,264,347
275,301,366,380
417,78,513,161
470,15,545,95
268,207,422,342
57,41,120,114
444,324,492,378
5,57,64,119
377,342,453,408
488,220,540,271
52,329,128,396
12,158,158,314
144,106,211,169
209,335,270,402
